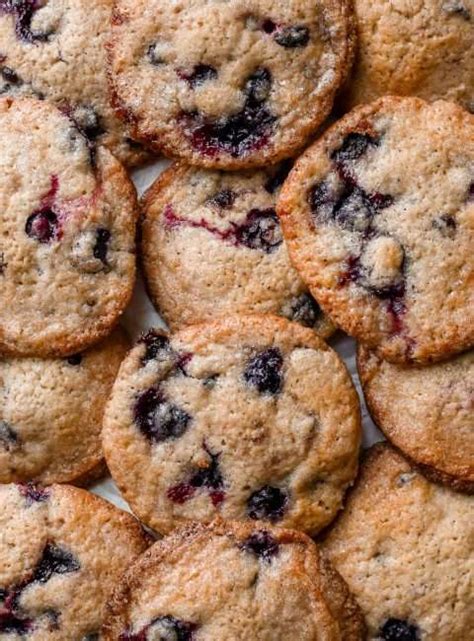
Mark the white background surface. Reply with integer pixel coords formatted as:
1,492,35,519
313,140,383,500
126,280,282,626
91,160,384,511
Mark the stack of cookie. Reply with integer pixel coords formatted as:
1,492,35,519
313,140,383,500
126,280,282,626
0,0,472,639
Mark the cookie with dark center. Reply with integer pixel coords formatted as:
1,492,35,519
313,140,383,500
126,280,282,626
0,0,149,165
103,315,361,535
102,520,365,641
107,0,355,168
140,162,335,338
340,0,474,112
278,97,474,364
0,483,149,640
322,443,474,641
0,97,138,357
0,327,129,485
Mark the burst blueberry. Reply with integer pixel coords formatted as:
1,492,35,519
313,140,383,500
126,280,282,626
379,618,420,641
247,485,288,521
25,209,59,244
134,387,191,444
274,25,310,48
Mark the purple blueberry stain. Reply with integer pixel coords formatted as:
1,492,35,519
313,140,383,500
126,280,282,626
167,444,226,507
134,387,192,444
120,615,197,641
0,420,19,451
379,618,420,641
178,64,218,88
25,175,62,244
0,0,54,43
240,530,279,562
243,347,283,395
179,67,276,158
18,482,50,504
247,485,289,522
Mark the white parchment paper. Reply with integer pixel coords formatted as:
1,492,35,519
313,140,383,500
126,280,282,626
91,160,384,510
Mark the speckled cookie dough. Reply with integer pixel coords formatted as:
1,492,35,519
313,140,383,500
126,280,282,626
0,97,138,357
0,482,149,640
0,327,129,486
340,0,474,112
141,162,336,338
0,0,149,165
107,0,355,169
278,97,474,364
103,520,365,641
322,443,474,641
102,314,361,536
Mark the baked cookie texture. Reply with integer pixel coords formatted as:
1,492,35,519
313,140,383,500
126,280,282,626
141,162,336,338
340,0,474,113
278,97,474,364
0,482,149,639
322,443,474,641
0,97,138,357
102,314,361,536
107,0,355,169
103,520,365,640
0,0,148,165
0,327,129,486
357,345,474,493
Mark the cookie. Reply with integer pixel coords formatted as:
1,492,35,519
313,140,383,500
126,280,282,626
322,444,474,641
0,482,149,640
0,327,129,486
141,162,336,338
357,346,474,493
278,97,474,364
107,0,355,169
0,0,148,165
102,314,361,536
103,520,365,640
0,96,138,357
340,0,474,113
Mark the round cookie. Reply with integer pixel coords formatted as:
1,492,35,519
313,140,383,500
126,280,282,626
103,520,365,640
340,0,474,113
141,162,336,338
107,0,355,169
0,96,138,357
0,482,149,640
0,0,148,165
0,327,129,486
278,97,474,364
322,443,474,641
102,314,361,536
357,346,474,493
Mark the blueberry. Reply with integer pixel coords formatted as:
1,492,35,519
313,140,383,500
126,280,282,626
17,482,50,503
25,209,59,243
167,445,225,506
209,189,237,209
331,132,379,164
261,18,277,33
33,543,80,584
247,485,288,521
332,186,376,233
121,615,196,641
379,618,420,641
0,611,33,635
139,330,172,364
241,530,279,561
274,25,310,48
245,68,272,104
66,353,82,366
134,387,192,444
0,0,53,43
0,420,19,451
243,348,283,395
234,208,283,253
92,228,110,264
179,64,218,88
285,293,322,327
0,65,23,94
307,180,339,223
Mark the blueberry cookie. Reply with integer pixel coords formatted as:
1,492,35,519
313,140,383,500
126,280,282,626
0,0,148,165
340,0,474,113
322,443,474,641
357,346,474,493
278,97,474,364
0,482,149,640
0,97,138,357
0,327,129,486
102,315,361,535
103,520,365,640
107,0,355,169
141,163,336,338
